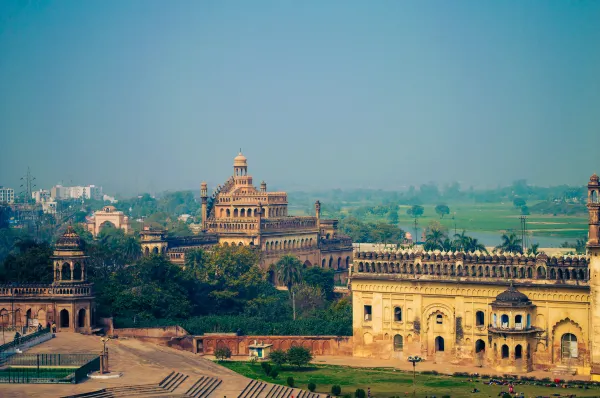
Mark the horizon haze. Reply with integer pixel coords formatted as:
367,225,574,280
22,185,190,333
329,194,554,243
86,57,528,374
1,1,599,196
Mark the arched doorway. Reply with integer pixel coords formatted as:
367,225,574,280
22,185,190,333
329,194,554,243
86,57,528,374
77,309,86,328
60,309,70,329
475,339,485,353
435,336,445,352
61,263,71,280
561,333,578,360
515,344,522,359
501,344,509,359
73,263,82,280
26,309,32,327
393,334,403,351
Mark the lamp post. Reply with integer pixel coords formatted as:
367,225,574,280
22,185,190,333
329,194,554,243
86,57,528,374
100,336,111,374
407,355,422,398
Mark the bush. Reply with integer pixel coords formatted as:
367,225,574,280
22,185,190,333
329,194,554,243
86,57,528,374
342,395,352,398
214,347,231,361
269,349,287,367
442,396,451,398
355,389,366,398
261,362,272,375
331,385,342,395
270,369,279,379
286,346,313,368
502,394,511,398
308,382,316,392
287,376,295,387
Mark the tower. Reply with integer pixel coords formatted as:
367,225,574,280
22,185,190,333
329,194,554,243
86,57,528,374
200,182,208,228
260,181,267,192
51,226,88,283
315,200,321,234
233,152,248,177
587,173,600,378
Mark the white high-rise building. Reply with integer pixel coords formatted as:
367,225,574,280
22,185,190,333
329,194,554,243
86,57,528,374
32,189,51,203
0,187,15,203
50,185,103,200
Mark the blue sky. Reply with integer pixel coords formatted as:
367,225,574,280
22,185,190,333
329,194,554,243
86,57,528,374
1,1,599,196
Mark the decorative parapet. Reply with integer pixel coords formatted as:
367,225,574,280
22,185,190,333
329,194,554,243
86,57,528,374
0,283,94,297
166,234,219,248
320,236,353,252
261,217,317,231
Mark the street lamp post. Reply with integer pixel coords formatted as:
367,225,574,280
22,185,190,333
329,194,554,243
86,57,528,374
407,355,422,398
100,337,111,374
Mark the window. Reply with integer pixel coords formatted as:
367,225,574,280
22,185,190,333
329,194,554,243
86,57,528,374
501,314,509,328
394,307,402,322
561,333,578,359
492,313,497,327
515,315,523,330
501,344,509,359
394,335,403,351
475,311,485,327
364,305,372,321
436,314,443,324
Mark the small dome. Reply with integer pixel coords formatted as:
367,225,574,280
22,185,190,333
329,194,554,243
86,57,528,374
591,173,599,183
493,283,531,306
55,226,84,250
234,152,247,167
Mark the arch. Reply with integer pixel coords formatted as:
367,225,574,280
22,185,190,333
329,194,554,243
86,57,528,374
435,336,445,352
328,257,333,268
61,263,71,280
234,208,239,217
515,314,523,328
475,311,485,327
77,308,86,328
60,309,70,328
26,309,32,327
550,268,556,279
501,314,509,328
0,308,8,327
144,247,150,256
152,247,159,254
561,333,578,359
363,332,373,345
515,344,522,359
592,190,599,203
537,267,546,279
98,220,116,233
321,259,326,267
226,209,231,217
393,334,403,351
394,307,402,322
240,209,246,217
501,344,509,359
73,263,82,280
475,339,485,354
346,256,351,268
337,257,341,270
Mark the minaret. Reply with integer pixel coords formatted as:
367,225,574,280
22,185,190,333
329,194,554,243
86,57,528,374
260,181,267,192
587,173,600,379
200,182,208,229
315,200,321,236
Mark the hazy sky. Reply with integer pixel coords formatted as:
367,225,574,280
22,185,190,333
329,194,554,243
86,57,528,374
1,1,599,196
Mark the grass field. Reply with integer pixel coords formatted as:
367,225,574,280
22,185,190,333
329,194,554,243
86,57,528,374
220,361,600,398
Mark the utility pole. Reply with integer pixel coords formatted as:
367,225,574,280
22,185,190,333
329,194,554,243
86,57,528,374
413,218,418,245
292,289,296,321
520,215,527,253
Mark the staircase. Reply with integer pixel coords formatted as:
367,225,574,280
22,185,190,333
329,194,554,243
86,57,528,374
185,376,223,398
237,381,323,398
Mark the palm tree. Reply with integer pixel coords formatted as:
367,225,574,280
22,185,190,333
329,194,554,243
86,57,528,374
465,237,488,254
424,229,446,251
496,232,523,254
275,255,303,297
441,238,455,252
453,230,470,252
527,243,540,256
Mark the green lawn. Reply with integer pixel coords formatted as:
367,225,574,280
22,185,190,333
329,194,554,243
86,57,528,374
219,361,600,398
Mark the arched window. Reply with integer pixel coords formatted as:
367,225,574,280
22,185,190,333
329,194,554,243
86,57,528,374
515,344,522,359
226,209,231,217
240,209,245,217
561,333,578,359
62,263,71,280
475,311,485,327
515,315,523,329
322,259,326,267
73,263,82,280
393,335,403,351
592,190,599,203
346,256,350,268
492,313,497,327
501,344,509,359
501,314,509,328
234,209,239,217
537,267,546,279
436,314,443,324
394,307,402,322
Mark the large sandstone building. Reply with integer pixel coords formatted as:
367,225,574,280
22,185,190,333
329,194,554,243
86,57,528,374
140,153,353,283
350,174,600,377
0,226,95,333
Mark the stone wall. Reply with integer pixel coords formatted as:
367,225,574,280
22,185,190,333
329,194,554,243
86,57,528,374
113,325,189,339
193,334,353,357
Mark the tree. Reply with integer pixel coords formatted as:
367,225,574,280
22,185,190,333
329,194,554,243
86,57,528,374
435,204,450,219
387,207,399,224
406,205,424,218
302,267,334,300
331,385,342,396
424,229,447,251
268,349,287,367
308,382,316,392
355,389,366,398
269,369,279,379
275,255,303,297
287,376,295,387
496,232,523,254
528,243,540,256
214,346,231,361
286,346,313,368
292,284,326,318
0,239,53,283
513,198,527,208
521,205,530,215
261,361,272,375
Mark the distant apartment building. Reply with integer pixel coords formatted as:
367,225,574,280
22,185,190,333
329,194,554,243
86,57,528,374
0,187,15,203
50,185,103,201
32,189,51,203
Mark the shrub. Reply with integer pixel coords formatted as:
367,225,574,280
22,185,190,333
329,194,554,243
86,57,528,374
269,349,288,367
342,395,352,398
308,382,316,392
286,346,313,368
261,362,272,375
249,356,257,367
270,369,279,379
502,394,511,398
287,376,295,387
442,396,451,398
331,385,342,395
214,347,231,361
355,389,366,398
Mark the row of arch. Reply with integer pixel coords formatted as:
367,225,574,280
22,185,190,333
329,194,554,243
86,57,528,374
320,256,351,270
55,262,85,281
0,308,87,329
356,262,588,281
265,238,315,251
218,207,286,218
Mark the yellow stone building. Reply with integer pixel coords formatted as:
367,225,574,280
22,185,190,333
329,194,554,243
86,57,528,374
350,173,600,377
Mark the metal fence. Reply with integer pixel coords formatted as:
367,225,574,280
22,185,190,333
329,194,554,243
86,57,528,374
0,353,100,384
0,327,51,353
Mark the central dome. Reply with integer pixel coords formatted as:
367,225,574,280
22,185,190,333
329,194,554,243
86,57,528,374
55,226,84,251
234,152,247,167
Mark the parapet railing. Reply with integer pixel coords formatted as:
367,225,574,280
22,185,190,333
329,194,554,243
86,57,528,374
0,283,93,297
0,327,51,354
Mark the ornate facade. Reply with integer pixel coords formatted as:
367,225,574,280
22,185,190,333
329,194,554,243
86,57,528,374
140,153,353,282
350,174,600,377
0,226,95,333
